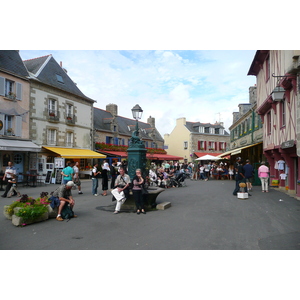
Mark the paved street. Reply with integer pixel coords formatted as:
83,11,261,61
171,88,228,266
1,178,300,250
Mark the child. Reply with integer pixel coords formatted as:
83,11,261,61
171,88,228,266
7,175,21,198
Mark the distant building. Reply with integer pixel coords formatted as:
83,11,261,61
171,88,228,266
220,86,264,167
94,104,182,163
164,117,230,161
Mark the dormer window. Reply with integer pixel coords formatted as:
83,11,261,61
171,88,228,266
56,74,64,84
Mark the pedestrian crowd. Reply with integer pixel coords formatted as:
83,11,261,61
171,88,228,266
1,157,270,222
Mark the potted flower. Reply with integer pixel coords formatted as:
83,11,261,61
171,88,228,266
3,193,51,226
7,91,16,100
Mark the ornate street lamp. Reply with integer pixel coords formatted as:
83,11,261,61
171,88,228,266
271,86,285,101
127,104,147,180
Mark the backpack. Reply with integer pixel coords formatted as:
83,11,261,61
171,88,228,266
61,204,74,219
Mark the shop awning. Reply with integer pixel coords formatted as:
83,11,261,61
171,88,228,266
43,147,106,158
96,150,183,161
217,142,263,158
194,152,221,158
0,139,41,152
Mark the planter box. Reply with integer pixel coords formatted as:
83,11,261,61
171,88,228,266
3,205,12,220
12,211,49,226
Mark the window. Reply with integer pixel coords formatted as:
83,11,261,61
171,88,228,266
199,126,204,133
48,99,57,116
66,132,73,147
47,129,57,145
215,128,220,134
184,141,188,149
208,141,214,150
56,74,64,84
66,104,73,117
204,127,209,133
198,140,205,150
5,79,14,97
210,128,214,134
267,112,271,135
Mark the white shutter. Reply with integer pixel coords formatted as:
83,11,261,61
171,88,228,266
14,115,22,137
0,76,5,96
16,82,22,100
0,114,5,135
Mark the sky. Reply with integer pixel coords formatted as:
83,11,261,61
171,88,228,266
19,50,257,136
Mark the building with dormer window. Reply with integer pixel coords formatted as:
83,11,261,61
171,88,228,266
164,117,230,161
23,54,105,181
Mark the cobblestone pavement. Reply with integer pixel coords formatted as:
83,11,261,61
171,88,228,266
1,178,300,250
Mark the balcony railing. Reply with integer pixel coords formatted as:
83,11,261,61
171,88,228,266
47,109,60,121
66,114,75,124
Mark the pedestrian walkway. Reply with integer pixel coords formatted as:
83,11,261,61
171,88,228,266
1,179,300,250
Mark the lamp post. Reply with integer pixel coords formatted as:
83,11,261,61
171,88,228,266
127,104,147,180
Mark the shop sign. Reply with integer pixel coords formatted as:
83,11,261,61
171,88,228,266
281,140,294,149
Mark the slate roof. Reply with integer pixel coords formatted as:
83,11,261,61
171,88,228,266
0,50,29,78
186,121,229,135
23,54,94,102
94,107,164,142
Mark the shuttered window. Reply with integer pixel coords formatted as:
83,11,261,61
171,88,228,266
16,82,22,100
14,115,22,136
0,76,5,96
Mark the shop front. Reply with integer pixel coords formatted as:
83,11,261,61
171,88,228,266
0,139,41,183
40,147,106,183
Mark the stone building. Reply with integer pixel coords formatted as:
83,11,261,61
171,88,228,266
93,104,177,163
164,117,230,161
23,54,105,181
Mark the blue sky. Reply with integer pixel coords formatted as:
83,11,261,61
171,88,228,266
20,50,257,136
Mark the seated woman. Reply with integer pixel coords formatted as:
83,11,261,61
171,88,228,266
222,166,229,180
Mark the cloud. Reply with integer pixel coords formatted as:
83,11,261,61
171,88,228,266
20,50,256,136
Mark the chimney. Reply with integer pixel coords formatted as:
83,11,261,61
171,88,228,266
147,116,155,128
106,103,118,116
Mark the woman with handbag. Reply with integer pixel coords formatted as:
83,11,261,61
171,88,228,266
132,169,146,214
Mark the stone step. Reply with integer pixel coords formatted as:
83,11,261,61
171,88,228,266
156,202,171,210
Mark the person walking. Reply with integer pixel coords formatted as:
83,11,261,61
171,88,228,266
101,160,110,196
132,169,146,214
243,159,254,191
1,161,17,198
92,163,101,196
7,174,21,198
73,161,83,194
258,161,270,192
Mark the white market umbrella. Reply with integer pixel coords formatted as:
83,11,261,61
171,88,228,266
195,154,220,161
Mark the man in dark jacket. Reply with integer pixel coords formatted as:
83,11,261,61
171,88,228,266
233,158,251,196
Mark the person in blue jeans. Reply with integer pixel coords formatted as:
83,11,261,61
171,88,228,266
92,163,101,196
